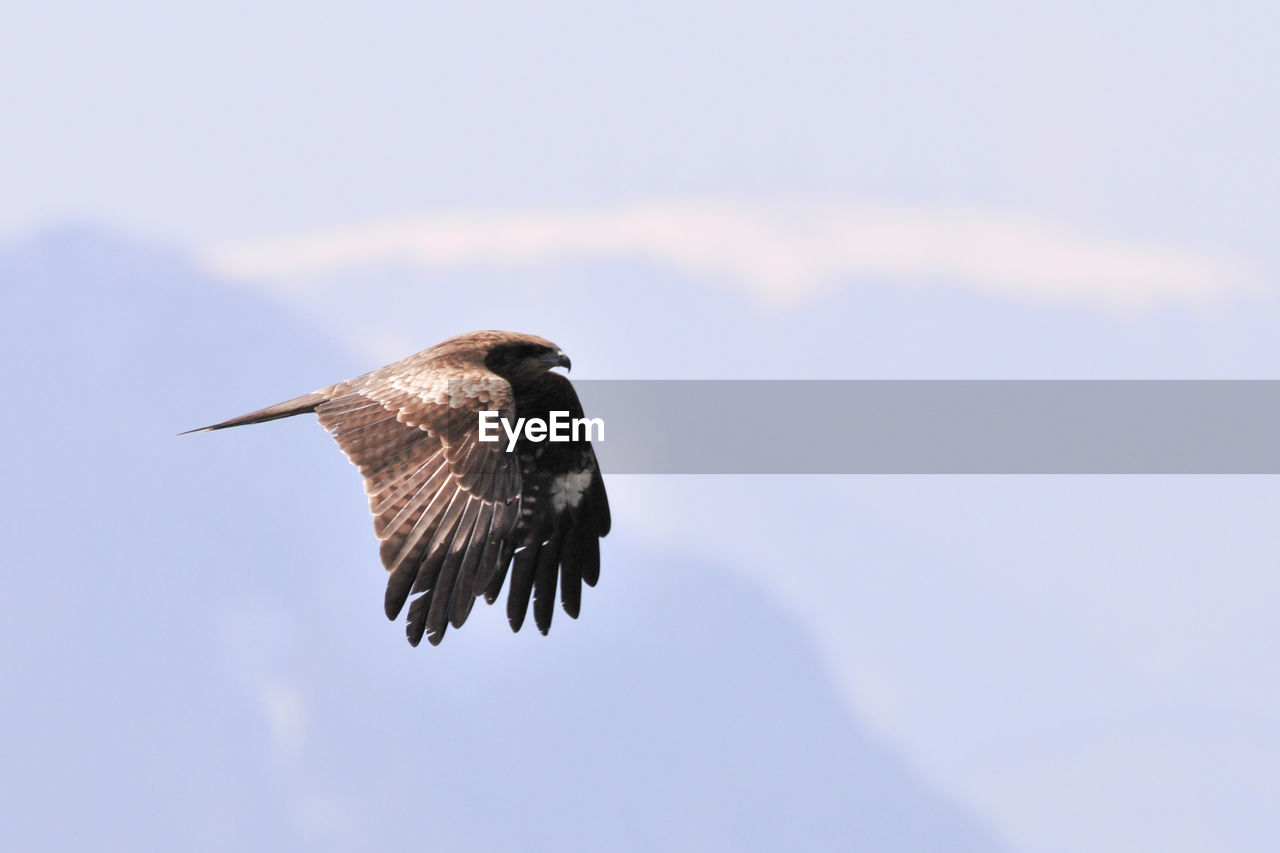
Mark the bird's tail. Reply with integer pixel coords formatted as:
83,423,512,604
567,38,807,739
181,391,331,434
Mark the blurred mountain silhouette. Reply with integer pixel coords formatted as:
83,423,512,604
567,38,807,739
0,228,1007,852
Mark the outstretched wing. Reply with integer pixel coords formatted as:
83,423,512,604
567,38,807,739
318,358,522,646
489,372,611,636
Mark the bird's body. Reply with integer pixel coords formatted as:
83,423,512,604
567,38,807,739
188,330,609,646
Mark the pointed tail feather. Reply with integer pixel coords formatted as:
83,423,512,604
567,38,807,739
181,391,330,434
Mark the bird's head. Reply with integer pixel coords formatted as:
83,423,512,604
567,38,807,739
480,332,571,380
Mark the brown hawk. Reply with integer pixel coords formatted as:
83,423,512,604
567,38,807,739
186,330,610,646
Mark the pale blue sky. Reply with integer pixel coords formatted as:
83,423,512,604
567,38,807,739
4,2,1277,253
3,4,1279,852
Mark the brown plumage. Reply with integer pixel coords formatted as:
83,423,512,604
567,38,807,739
185,330,610,646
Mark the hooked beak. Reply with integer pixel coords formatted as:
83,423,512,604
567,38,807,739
539,349,571,373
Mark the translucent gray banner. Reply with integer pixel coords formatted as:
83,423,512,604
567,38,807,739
568,380,1280,473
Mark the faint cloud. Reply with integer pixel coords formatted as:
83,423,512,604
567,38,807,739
261,679,308,763
258,678,362,843
202,198,1267,311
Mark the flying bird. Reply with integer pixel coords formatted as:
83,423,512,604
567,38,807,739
186,330,610,646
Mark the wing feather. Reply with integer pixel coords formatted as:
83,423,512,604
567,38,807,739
532,529,564,634
507,545,538,633
425,495,483,641
450,501,494,628
315,380,522,642
559,523,582,619
383,475,458,620
580,522,601,588
404,489,470,646
375,452,451,539
483,538,517,604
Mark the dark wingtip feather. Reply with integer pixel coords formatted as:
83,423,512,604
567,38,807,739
560,526,582,619
507,546,538,632
532,532,562,635
385,564,416,620
406,591,432,647
430,499,479,634
483,541,516,604
591,473,611,536
581,529,601,587
449,503,492,628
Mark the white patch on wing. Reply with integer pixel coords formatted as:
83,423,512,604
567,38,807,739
551,469,593,513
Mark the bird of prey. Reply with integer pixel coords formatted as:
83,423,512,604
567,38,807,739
186,330,610,647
